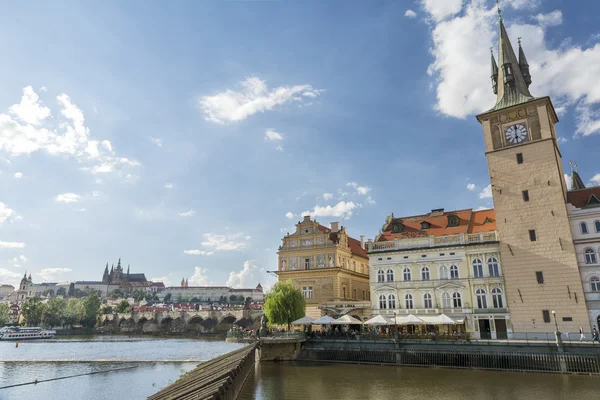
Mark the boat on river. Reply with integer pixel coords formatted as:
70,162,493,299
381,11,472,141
0,326,56,340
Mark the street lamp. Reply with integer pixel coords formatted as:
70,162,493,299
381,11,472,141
552,310,559,332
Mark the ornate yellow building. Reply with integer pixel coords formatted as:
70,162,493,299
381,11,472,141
276,216,370,319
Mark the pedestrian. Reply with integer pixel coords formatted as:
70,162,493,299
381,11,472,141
593,326,599,344
580,326,585,342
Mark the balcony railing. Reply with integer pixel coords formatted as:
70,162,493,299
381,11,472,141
368,231,498,253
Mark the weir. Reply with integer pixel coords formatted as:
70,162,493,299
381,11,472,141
148,342,259,400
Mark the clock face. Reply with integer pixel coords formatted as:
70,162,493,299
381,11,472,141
504,124,528,144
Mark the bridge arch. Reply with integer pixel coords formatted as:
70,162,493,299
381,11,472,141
119,318,135,332
186,316,205,334
214,315,237,333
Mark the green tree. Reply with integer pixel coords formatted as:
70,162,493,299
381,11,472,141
263,280,305,330
43,289,55,298
163,293,172,302
245,297,252,305
44,297,66,328
190,297,199,303
0,302,10,326
65,298,84,328
100,305,113,314
21,296,46,327
152,294,159,301
115,300,131,313
81,293,101,328
229,295,237,303
56,287,67,297
110,288,124,299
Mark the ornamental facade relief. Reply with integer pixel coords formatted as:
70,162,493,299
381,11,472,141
289,257,298,270
317,254,326,268
289,240,298,248
316,236,325,245
301,239,314,247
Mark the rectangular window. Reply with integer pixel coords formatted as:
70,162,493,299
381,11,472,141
542,310,551,323
308,286,313,299
304,258,310,269
353,289,357,300
362,290,365,300
302,286,307,298
562,317,573,322
522,190,529,202
516,153,524,164
529,229,537,242
536,271,544,284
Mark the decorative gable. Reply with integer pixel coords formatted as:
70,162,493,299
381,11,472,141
588,195,600,207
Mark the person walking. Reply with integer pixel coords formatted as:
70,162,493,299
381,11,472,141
580,326,585,342
592,326,599,344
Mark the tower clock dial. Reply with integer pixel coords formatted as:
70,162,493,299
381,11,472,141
504,124,528,144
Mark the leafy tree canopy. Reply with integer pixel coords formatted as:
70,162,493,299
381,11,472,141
44,297,66,328
0,302,10,326
263,280,305,330
21,296,45,327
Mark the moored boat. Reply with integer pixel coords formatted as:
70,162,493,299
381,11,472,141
0,326,56,340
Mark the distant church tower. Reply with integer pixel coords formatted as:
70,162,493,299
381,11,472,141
476,7,588,333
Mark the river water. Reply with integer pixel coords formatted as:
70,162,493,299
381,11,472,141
2,336,599,400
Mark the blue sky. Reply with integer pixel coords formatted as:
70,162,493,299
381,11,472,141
1,0,599,289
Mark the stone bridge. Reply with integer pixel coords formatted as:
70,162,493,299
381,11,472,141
99,309,263,335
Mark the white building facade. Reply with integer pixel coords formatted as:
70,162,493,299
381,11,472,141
369,209,511,339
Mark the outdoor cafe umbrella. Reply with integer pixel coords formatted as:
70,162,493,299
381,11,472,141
363,315,393,326
435,314,457,325
291,316,314,325
332,314,363,325
395,314,424,325
312,315,337,325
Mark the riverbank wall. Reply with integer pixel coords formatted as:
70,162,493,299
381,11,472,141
298,339,600,375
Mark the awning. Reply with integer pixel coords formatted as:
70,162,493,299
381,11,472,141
363,315,393,326
291,316,314,325
312,315,337,325
416,314,457,325
332,315,363,325
436,314,457,325
451,317,465,324
395,314,424,325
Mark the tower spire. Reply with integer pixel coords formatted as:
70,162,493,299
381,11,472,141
518,37,532,87
488,2,534,112
491,47,499,95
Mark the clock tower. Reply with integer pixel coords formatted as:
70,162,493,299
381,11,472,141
476,14,589,335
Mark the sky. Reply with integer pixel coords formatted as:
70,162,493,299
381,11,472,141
1,0,600,290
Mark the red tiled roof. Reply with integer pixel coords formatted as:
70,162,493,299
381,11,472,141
377,208,496,242
348,236,368,258
567,187,600,209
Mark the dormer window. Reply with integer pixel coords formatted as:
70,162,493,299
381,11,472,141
421,221,431,230
447,215,460,228
391,222,403,233
503,63,514,83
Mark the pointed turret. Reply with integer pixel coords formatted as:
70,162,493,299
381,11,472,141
181,277,185,287
571,171,586,191
518,38,532,88
117,258,122,270
102,263,109,283
488,6,534,112
28,273,32,282
491,49,499,95
185,278,189,287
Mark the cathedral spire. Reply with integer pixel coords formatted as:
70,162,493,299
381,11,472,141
569,161,586,191
489,2,534,112
491,48,499,95
518,38,532,88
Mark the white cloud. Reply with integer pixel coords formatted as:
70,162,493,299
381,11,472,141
564,173,572,190
0,268,22,287
420,0,463,22
200,232,249,251
189,267,210,286
0,241,25,249
534,10,562,27
285,212,294,219
0,202,15,223
405,9,417,18
275,145,284,152
346,182,371,196
38,267,72,282
264,129,284,141
179,209,195,217
366,196,376,205
164,183,173,189
423,1,600,136
475,206,492,211
591,173,600,186
55,193,81,204
467,183,476,191
183,250,214,256
149,137,162,147
10,255,27,264
226,260,275,290
302,201,358,219
0,87,139,175
199,77,322,124
150,276,170,286
479,184,492,199
14,172,23,179
8,86,52,125
323,193,334,200
557,136,568,144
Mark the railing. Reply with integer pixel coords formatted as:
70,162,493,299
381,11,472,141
369,231,498,252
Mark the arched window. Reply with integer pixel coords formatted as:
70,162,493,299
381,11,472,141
379,294,387,309
388,294,396,309
403,267,412,281
442,292,451,308
387,269,394,282
472,258,483,278
491,287,503,308
487,257,500,276
377,270,385,283
423,293,433,309
421,267,430,281
591,277,600,292
450,265,459,279
585,249,597,264
453,292,462,308
405,294,414,309
595,221,600,233
476,289,487,309
440,265,448,280
581,222,589,234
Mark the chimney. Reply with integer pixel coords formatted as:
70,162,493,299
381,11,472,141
330,222,340,233
360,235,365,249
303,215,311,222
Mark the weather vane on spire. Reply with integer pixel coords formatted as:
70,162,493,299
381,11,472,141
518,37,522,45
496,0,502,21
